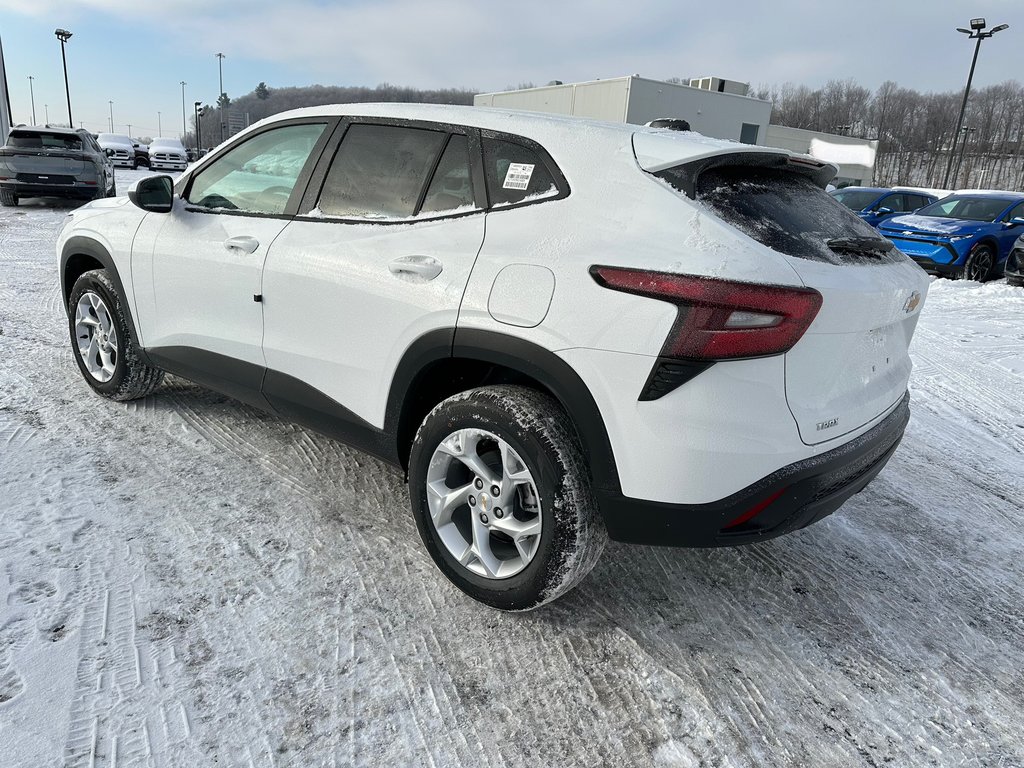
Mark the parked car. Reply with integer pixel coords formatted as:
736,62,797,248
148,138,188,171
56,104,927,609
96,133,136,169
880,191,1024,281
830,186,938,227
1005,235,1024,286
0,126,116,206
132,141,150,169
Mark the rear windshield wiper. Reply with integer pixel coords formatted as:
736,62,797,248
826,236,893,258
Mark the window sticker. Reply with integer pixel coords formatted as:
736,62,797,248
502,163,535,191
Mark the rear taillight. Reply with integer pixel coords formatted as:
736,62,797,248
591,266,822,361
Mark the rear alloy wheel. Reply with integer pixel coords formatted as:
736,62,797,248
68,269,164,401
409,385,606,611
962,244,995,282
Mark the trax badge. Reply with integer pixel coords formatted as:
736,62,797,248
816,418,839,432
903,291,921,314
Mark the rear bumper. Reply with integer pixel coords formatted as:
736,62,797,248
595,392,910,547
0,180,98,200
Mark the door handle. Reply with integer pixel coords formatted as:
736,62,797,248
224,235,260,254
388,255,443,280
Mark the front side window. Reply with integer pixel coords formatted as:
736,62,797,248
830,189,878,212
482,138,559,207
316,124,447,219
879,193,906,212
1003,202,1024,221
186,123,327,214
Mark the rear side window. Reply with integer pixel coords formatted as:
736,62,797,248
675,166,900,264
482,138,558,207
419,134,477,215
318,124,447,219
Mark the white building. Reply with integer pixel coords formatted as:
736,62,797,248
475,75,771,145
475,75,878,185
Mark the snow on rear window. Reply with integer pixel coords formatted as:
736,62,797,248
667,166,902,265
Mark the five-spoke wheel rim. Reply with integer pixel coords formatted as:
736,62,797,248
966,249,993,281
426,428,542,579
74,291,118,383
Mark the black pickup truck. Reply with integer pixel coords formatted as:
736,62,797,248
0,126,116,206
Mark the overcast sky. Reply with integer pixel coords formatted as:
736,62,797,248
1,0,1020,139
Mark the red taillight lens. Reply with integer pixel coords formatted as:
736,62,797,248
591,266,822,360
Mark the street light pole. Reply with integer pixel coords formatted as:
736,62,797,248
953,126,975,188
27,76,36,124
127,123,132,138
54,29,73,126
180,80,187,140
108,100,113,133
216,52,226,142
158,111,162,136
941,18,1009,189
194,101,202,154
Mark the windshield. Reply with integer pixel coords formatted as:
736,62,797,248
915,196,1012,222
830,189,881,211
6,130,83,151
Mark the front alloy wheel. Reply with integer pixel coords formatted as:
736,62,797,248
67,268,164,401
962,245,995,282
75,291,119,382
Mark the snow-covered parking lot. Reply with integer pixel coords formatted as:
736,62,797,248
1,168,1023,767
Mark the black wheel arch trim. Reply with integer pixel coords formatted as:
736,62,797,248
444,328,620,494
60,236,152,365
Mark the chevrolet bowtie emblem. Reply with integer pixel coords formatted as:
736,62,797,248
903,291,921,314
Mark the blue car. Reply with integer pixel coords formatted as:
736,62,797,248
829,186,938,228
880,192,1024,281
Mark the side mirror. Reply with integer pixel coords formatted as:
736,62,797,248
104,148,115,157
875,206,894,215
1005,216,1024,228
128,175,174,213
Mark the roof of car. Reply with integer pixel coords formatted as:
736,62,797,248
243,102,813,178
11,125,84,136
269,102,641,136
945,190,1024,200
833,186,889,194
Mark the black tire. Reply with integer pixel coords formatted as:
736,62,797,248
408,385,606,611
961,243,996,282
68,269,164,401
0,188,17,207
1008,276,1024,287
106,175,117,198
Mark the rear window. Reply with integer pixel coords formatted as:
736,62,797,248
665,166,901,264
482,138,559,207
7,130,82,151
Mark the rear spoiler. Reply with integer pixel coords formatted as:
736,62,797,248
632,132,837,198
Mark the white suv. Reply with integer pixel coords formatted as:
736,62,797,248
57,104,928,610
